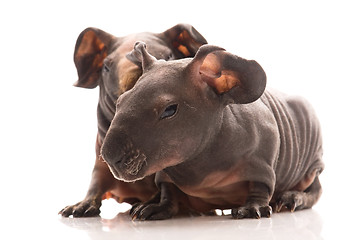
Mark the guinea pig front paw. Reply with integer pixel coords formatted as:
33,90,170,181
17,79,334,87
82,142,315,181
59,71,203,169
59,199,101,218
231,203,272,219
131,201,176,220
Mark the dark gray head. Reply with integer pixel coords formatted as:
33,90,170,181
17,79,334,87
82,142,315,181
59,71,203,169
100,42,266,182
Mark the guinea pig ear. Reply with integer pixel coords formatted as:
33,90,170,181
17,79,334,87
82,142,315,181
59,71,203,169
73,28,115,88
126,42,157,71
189,45,267,104
161,23,208,57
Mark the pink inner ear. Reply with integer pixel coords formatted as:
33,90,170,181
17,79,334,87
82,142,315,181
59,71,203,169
74,30,107,88
75,31,105,62
200,53,240,94
212,70,240,94
173,31,192,57
200,53,222,78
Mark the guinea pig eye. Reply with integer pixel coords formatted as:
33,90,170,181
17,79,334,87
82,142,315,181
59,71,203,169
160,104,178,120
166,53,174,60
103,64,110,73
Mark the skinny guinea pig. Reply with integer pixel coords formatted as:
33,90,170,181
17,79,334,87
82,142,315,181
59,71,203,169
101,42,324,220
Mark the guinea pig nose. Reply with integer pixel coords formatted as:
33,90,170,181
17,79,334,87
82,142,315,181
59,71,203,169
101,131,131,164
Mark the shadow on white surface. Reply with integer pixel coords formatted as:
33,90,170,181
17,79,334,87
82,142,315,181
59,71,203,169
59,209,322,240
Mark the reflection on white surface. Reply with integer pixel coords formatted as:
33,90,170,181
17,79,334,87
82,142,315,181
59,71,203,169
58,207,323,240
1,196,358,240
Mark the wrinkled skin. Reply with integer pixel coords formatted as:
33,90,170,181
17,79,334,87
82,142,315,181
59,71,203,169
101,43,324,220
59,24,208,217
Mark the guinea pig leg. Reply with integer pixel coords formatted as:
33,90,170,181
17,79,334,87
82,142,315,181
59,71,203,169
129,191,161,217
131,182,180,220
232,182,272,219
59,135,116,217
275,176,322,212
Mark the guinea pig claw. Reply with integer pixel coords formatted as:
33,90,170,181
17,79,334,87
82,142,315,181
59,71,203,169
276,202,284,213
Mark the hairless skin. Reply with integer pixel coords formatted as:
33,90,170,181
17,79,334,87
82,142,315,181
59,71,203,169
59,24,208,217
101,42,324,220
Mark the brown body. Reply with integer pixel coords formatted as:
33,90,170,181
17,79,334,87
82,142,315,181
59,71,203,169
59,24,207,217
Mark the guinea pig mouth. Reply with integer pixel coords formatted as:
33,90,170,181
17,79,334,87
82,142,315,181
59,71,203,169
109,148,148,181
101,131,149,182
122,149,147,176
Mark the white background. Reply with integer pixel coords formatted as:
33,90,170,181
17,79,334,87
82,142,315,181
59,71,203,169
1,0,360,239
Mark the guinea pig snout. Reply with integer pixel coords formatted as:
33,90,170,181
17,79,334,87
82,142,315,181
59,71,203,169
121,143,147,176
101,131,147,179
